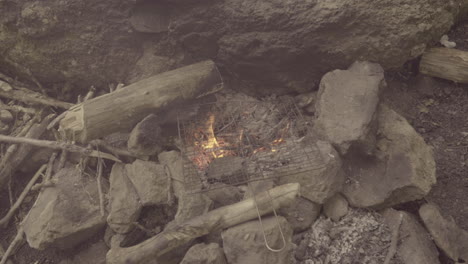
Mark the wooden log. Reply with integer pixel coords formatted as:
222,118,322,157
106,183,300,264
419,47,468,83
59,60,223,143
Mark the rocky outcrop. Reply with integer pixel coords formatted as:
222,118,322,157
0,0,465,95
342,104,436,209
22,167,106,250
314,61,384,154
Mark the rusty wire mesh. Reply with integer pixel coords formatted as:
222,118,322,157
178,97,326,194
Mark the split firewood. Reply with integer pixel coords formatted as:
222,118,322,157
0,165,47,228
59,60,223,143
0,114,55,190
106,183,299,264
419,47,468,83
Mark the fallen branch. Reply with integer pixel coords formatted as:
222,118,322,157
0,244,13,264
0,135,121,162
383,212,403,264
106,183,299,264
97,159,105,217
0,114,54,190
0,227,24,264
0,88,73,109
0,165,46,228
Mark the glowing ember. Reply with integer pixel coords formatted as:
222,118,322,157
190,113,290,170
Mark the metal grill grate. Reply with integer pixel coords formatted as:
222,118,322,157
178,97,326,194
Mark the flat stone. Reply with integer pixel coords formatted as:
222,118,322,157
128,114,162,157
280,197,321,233
419,203,468,263
0,110,13,123
23,167,106,250
342,104,436,209
278,139,344,204
125,160,169,206
107,163,142,234
314,61,385,154
382,208,440,264
324,193,349,222
180,243,227,264
204,183,243,208
222,216,293,264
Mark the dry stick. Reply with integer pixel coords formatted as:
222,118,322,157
0,88,73,110
0,244,13,264
0,114,53,190
31,153,57,191
47,111,68,130
0,103,35,115
90,139,141,159
96,159,105,217
0,135,121,162
57,149,68,171
383,212,403,264
0,165,47,228
0,227,24,264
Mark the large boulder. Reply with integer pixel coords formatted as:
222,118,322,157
1,1,465,95
314,61,385,154
22,167,106,250
342,104,436,209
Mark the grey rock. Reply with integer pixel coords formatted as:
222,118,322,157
107,163,142,234
128,114,162,157
222,216,293,264
323,193,349,222
278,139,344,204
174,193,213,224
205,183,243,208
342,104,436,209
158,151,185,199
180,243,227,264
125,160,169,206
419,203,468,263
280,197,321,233
382,209,440,264
314,61,384,154
22,167,106,250
59,241,108,264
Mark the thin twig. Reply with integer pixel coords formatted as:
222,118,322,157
0,135,121,162
383,212,403,264
0,88,73,109
97,158,105,217
31,153,57,191
0,227,24,264
0,243,14,264
0,164,47,228
0,103,35,115
90,139,141,159
47,111,68,130
83,86,95,102
57,149,68,172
